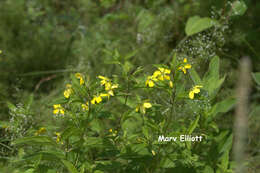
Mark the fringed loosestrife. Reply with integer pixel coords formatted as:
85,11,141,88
81,102,89,111
98,75,118,96
35,127,46,136
75,73,85,85
178,58,192,74
90,75,119,105
136,101,152,114
145,67,173,88
63,84,73,98
55,132,63,144
53,104,65,115
189,85,203,99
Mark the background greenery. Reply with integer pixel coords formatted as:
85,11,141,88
0,0,259,172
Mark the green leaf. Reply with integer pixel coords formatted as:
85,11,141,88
209,98,236,119
203,56,219,81
185,16,218,36
202,166,214,173
218,150,229,171
23,151,65,161
231,1,247,16
62,160,79,173
252,72,260,85
187,115,200,134
24,168,35,173
12,136,57,146
189,68,202,85
219,134,233,154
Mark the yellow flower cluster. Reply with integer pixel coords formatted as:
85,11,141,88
136,101,152,114
75,73,85,85
108,128,118,136
63,84,73,98
53,104,65,115
145,67,173,88
35,127,46,136
55,132,63,144
189,85,203,99
91,76,118,105
81,102,89,111
178,58,192,74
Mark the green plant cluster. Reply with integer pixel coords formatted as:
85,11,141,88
0,0,259,172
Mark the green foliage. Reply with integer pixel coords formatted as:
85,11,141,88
185,16,218,36
0,0,259,172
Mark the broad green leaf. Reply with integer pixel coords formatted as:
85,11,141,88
62,160,79,173
24,168,35,173
219,134,233,154
23,151,65,161
187,115,200,134
203,56,219,81
12,136,57,146
189,68,202,84
231,1,247,16
25,93,34,110
209,98,236,119
62,126,81,140
218,150,229,171
252,72,260,85
203,166,214,173
185,16,218,36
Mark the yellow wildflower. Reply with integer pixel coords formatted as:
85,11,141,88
136,101,152,114
63,84,73,98
0,50,2,54
75,73,84,85
145,75,157,87
53,104,65,115
152,150,156,156
55,132,63,144
81,102,89,111
98,75,110,86
91,95,102,104
109,128,113,133
153,67,171,81
178,58,192,74
189,85,203,99
169,81,173,88
35,127,46,136
98,75,118,96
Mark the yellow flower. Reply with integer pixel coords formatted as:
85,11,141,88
53,104,65,115
153,67,171,81
0,50,2,54
35,127,46,136
109,128,113,133
63,84,73,98
152,150,156,156
91,95,103,104
189,85,203,99
169,81,173,88
145,75,157,87
178,58,192,74
100,93,110,98
55,132,63,144
98,75,110,85
136,101,152,114
75,73,84,85
81,102,89,111
98,75,118,96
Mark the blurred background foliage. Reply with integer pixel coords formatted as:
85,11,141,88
0,0,259,172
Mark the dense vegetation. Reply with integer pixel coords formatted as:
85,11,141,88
0,0,259,172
